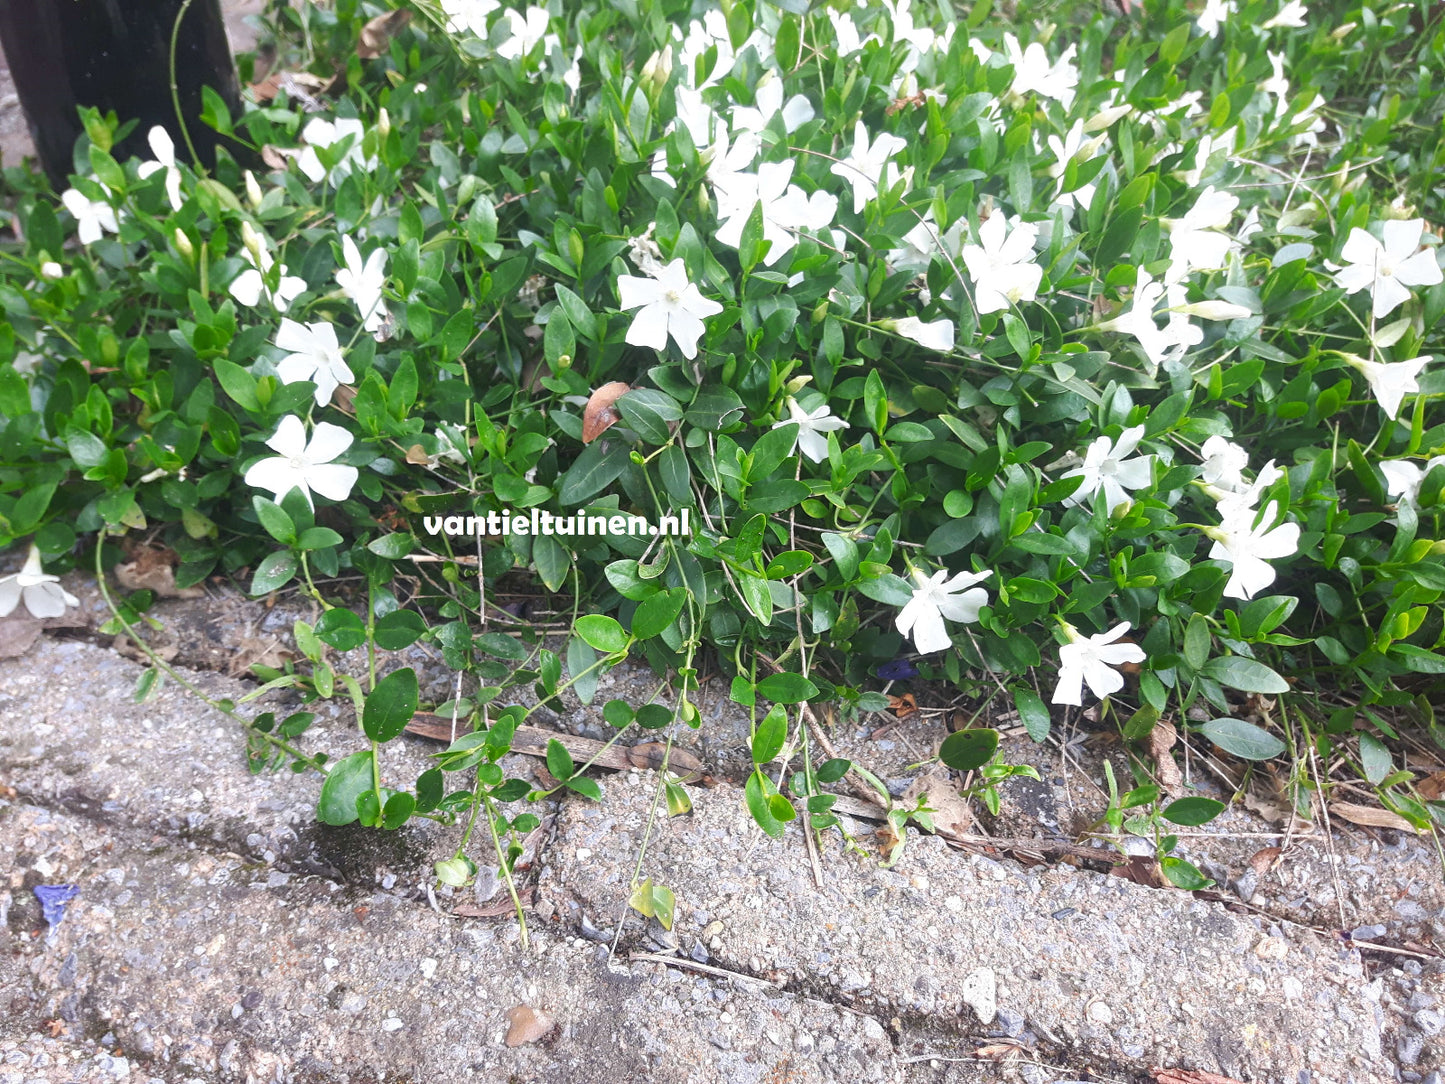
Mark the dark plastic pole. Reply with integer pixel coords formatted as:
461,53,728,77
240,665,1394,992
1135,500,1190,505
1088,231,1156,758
0,0,241,188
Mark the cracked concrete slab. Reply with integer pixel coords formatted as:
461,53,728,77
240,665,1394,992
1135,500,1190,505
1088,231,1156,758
0,636,1433,1083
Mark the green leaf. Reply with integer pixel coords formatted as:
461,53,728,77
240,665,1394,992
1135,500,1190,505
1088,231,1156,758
1359,733,1391,785
764,550,814,579
65,427,107,469
558,442,629,504
1199,717,1286,761
1162,797,1225,826
133,667,160,703
631,588,687,639
1160,856,1214,890
214,360,260,411
1200,656,1288,694
363,667,419,743
567,636,600,705
533,533,570,592
368,533,413,559
546,737,575,781
315,608,366,650
752,703,788,763
769,793,797,823
575,614,629,653
756,672,818,704
745,772,785,837
737,570,774,624
381,791,416,830
616,389,681,445
475,631,528,659
939,728,999,771
374,609,427,650
1183,613,1210,670
1012,687,1051,742
665,781,692,817
317,750,375,826
251,551,297,595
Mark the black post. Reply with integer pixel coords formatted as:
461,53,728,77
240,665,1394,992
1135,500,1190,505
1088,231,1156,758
0,0,242,188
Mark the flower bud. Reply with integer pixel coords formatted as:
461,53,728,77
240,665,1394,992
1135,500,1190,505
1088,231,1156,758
40,261,64,280
174,227,195,261
554,352,573,372
457,174,478,205
640,45,673,99
1175,300,1251,321
1331,21,1356,40
785,374,813,394
244,170,263,209
378,107,392,141
241,220,265,264
1083,104,1133,133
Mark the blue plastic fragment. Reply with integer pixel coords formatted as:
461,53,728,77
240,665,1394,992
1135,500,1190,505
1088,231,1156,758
876,658,919,681
34,884,80,928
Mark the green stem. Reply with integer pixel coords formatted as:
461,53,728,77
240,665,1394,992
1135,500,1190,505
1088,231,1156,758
168,0,203,169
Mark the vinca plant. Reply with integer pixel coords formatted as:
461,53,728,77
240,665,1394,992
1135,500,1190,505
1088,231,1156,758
2,0,1444,910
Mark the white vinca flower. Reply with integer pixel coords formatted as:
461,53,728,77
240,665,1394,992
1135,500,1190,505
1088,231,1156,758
1062,425,1152,513
1097,268,1170,369
229,222,306,312
1343,354,1431,421
1380,456,1445,506
440,0,498,36
1213,460,1284,520
773,398,848,464
1205,501,1300,600
1046,120,1106,212
137,125,183,212
1199,436,1250,491
1262,0,1307,29
1002,33,1078,107
962,213,1042,314
60,188,119,245
275,319,352,406
675,10,735,89
297,118,373,184
895,569,991,654
890,316,955,353
1052,621,1145,706
496,6,550,59
730,72,814,137
830,121,910,215
1164,186,1239,282
714,159,838,267
336,236,389,337
0,544,80,619
244,416,359,510
1197,0,1236,37
616,258,723,359
1332,221,1443,320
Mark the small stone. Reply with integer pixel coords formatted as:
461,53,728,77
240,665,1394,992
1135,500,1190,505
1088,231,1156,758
1087,1001,1114,1025
961,968,997,1026
1399,1032,1425,1066
689,942,709,965
995,1008,1026,1038
323,957,339,972
1351,924,1387,941
241,990,262,1010
1232,870,1258,902
1254,936,1288,960
1412,1009,1444,1037
943,895,963,913
1281,977,1303,1000
339,993,366,1014
576,848,592,860
420,958,437,980
505,1004,555,1047
794,1030,814,1054
1409,991,1437,1011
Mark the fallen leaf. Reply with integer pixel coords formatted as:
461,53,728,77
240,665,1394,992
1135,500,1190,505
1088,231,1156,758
887,692,917,719
1253,936,1288,960
971,1042,1021,1060
332,384,359,412
248,69,331,106
900,768,973,839
357,9,411,59
453,887,536,919
1145,718,1183,797
1416,771,1445,800
0,618,43,660
260,145,291,170
504,1004,555,1047
1328,801,1421,833
405,444,431,465
1243,786,1296,825
1151,1069,1245,1084
1111,853,1167,889
581,382,630,443
115,545,204,599
1248,846,1281,878
626,741,704,780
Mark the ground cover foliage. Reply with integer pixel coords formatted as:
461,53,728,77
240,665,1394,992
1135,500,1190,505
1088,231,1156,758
2,0,1445,901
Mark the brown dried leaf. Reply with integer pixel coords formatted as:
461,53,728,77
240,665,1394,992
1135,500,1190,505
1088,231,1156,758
1111,854,1168,889
901,768,973,839
0,618,43,660
114,546,204,599
887,692,917,719
248,69,330,105
453,888,536,919
1248,846,1281,878
1329,800,1421,833
582,381,630,443
260,144,291,170
405,444,431,465
1151,1069,1245,1084
1145,718,1183,797
626,742,704,780
504,1004,556,1047
357,9,411,59
1416,771,1445,800
972,1042,1021,1060
1243,786,1296,825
